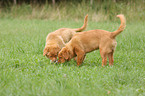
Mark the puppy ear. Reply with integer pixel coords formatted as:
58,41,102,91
54,46,61,55
64,54,69,60
63,49,69,60
43,48,48,56
43,51,47,56
47,52,50,56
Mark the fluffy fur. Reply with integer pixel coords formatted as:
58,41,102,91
43,15,88,62
58,14,126,66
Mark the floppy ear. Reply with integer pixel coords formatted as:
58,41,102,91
43,48,48,56
43,50,47,56
47,52,50,56
53,46,61,55
63,49,69,60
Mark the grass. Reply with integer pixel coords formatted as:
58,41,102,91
0,18,145,96
0,0,144,22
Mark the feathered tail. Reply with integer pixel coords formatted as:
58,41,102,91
111,14,126,38
73,14,88,32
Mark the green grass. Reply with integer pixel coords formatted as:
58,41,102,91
0,1,144,22
0,18,145,96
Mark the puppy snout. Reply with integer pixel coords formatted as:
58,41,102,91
51,59,58,64
58,59,61,63
52,58,57,62
58,59,65,63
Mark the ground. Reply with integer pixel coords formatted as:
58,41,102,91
0,19,144,96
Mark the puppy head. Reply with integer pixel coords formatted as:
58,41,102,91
58,47,71,63
43,45,61,62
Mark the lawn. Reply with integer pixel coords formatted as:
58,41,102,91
0,18,145,96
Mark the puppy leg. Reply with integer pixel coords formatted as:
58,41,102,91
75,48,85,66
73,57,77,61
74,55,86,62
102,55,107,67
100,49,107,66
108,51,114,66
77,53,85,66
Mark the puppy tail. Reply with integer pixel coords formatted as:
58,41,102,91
111,14,126,38
73,14,88,32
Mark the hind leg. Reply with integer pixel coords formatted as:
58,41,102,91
100,49,107,67
108,51,114,66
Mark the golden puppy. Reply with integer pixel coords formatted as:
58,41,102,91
58,14,126,66
43,14,88,62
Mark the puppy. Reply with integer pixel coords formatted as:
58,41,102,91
58,14,126,66
43,14,88,62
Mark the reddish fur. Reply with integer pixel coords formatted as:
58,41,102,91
58,14,126,66
43,15,88,62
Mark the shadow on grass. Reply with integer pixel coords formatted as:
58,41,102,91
46,58,103,67
42,54,117,68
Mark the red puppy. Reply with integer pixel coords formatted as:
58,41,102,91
58,14,126,66
43,15,88,62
